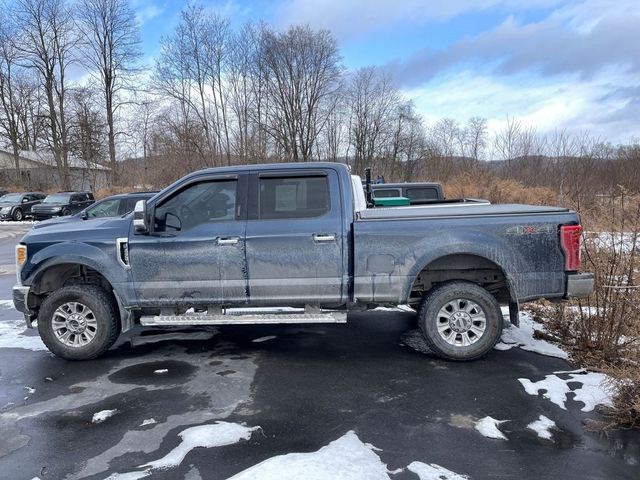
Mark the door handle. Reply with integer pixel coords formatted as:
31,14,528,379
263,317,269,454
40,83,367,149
313,233,336,243
217,236,240,246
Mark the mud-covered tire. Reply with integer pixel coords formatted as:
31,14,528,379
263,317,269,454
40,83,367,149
418,281,503,361
38,285,119,360
12,208,23,221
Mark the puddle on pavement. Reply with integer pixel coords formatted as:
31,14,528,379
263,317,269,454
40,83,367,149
108,360,198,385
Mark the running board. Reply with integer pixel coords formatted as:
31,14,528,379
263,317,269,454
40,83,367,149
140,311,347,326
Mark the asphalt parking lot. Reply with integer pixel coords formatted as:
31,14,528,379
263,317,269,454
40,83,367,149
0,223,639,480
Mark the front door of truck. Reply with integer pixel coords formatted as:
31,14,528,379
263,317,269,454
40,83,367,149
244,169,345,305
128,174,248,307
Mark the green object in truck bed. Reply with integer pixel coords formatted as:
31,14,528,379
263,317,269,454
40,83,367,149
373,196,411,207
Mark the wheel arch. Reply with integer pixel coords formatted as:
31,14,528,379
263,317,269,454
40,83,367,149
406,252,517,319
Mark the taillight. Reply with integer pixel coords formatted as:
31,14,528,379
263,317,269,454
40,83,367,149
560,225,582,271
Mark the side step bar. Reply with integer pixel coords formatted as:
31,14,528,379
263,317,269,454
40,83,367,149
140,311,347,326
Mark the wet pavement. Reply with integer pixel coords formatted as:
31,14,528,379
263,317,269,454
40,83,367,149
0,223,639,479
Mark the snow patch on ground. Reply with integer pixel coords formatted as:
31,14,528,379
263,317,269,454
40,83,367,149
92,409,118,423
474,416,508,440
141,422,259,470
0,300,15,308
374,305,414,312
252,335,277,343
0,320,47,351
104,472,151,480
131,330,217,347
527,415,556,440
153,369,168,374
227,431,389,480
495,309,568,359
518,371,613,412
407,461,470,480
139,418,156,427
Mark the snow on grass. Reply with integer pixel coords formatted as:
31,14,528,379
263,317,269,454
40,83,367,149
139,418,156,427
104,472,151,480
527,415,556,440
518,371,613,412
407,461,470,480
227,431,390,480
474,416,508,440
0,320,47,351
24,386,35,394
141,422,259,470
252,335,277,343
495,309,568,359
92,409,118,424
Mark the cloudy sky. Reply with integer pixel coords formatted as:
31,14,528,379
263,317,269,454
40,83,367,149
133,0,639,143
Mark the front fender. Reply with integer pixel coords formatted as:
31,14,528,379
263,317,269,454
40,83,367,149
23,241,130,301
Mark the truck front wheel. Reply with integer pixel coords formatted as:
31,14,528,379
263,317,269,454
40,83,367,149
38,285,119,360
418,281,503,361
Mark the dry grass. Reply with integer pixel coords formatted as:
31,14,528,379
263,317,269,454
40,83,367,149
443,170,558,205
528,194,640,429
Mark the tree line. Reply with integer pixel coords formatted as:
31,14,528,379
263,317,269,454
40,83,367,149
1,0,638,199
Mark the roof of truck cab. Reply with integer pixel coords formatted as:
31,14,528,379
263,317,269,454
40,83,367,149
192,162,351,175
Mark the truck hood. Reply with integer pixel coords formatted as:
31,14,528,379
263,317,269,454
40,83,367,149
32,215,80,229
21,215,131,244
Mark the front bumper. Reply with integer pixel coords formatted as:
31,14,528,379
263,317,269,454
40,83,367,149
12,285,36,328
565,273,594,298
32,212,60,220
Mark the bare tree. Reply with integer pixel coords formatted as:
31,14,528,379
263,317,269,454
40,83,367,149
0,14,24,181
464,116,488,163
76,0,141,186
15,0,76,189
258,25,342,161
346,66,400,174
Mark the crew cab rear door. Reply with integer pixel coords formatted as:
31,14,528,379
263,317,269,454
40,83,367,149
128,173,248,307
245,168,345,305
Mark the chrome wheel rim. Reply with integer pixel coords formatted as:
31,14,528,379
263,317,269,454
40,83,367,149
52,302,98,347
436,298,486,347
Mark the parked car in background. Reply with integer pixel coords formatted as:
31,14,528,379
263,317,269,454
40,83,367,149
31,191,95,220
0,188,7,197
33,192,157,229
0,192,46,221
371,182,445,204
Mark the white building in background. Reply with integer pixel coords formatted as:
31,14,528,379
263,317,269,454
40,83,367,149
0,149,110,192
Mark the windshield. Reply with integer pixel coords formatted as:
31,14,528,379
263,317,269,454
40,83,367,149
0,193,22,202
43,194,71,204
86,198,120,218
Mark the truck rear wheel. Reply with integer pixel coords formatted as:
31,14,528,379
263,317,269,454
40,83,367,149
418,281,503,361
38,285,119,360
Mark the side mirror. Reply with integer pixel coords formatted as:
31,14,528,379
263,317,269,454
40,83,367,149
22,198,29,203
133,200,149,234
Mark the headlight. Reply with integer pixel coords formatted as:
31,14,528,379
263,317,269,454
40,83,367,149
1,207,10,213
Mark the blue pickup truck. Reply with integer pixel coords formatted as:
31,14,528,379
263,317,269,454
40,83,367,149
13,162,593,361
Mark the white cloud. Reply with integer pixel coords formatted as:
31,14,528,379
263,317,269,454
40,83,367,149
275,0,565,40
404,68,638,144
131,0,164,25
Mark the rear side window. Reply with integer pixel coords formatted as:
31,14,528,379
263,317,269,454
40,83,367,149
259,176,330,219
372,188,401,198
405,187,439,201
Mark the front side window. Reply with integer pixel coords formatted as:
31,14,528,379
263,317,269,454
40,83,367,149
259,176,330,219
155,180,237,232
